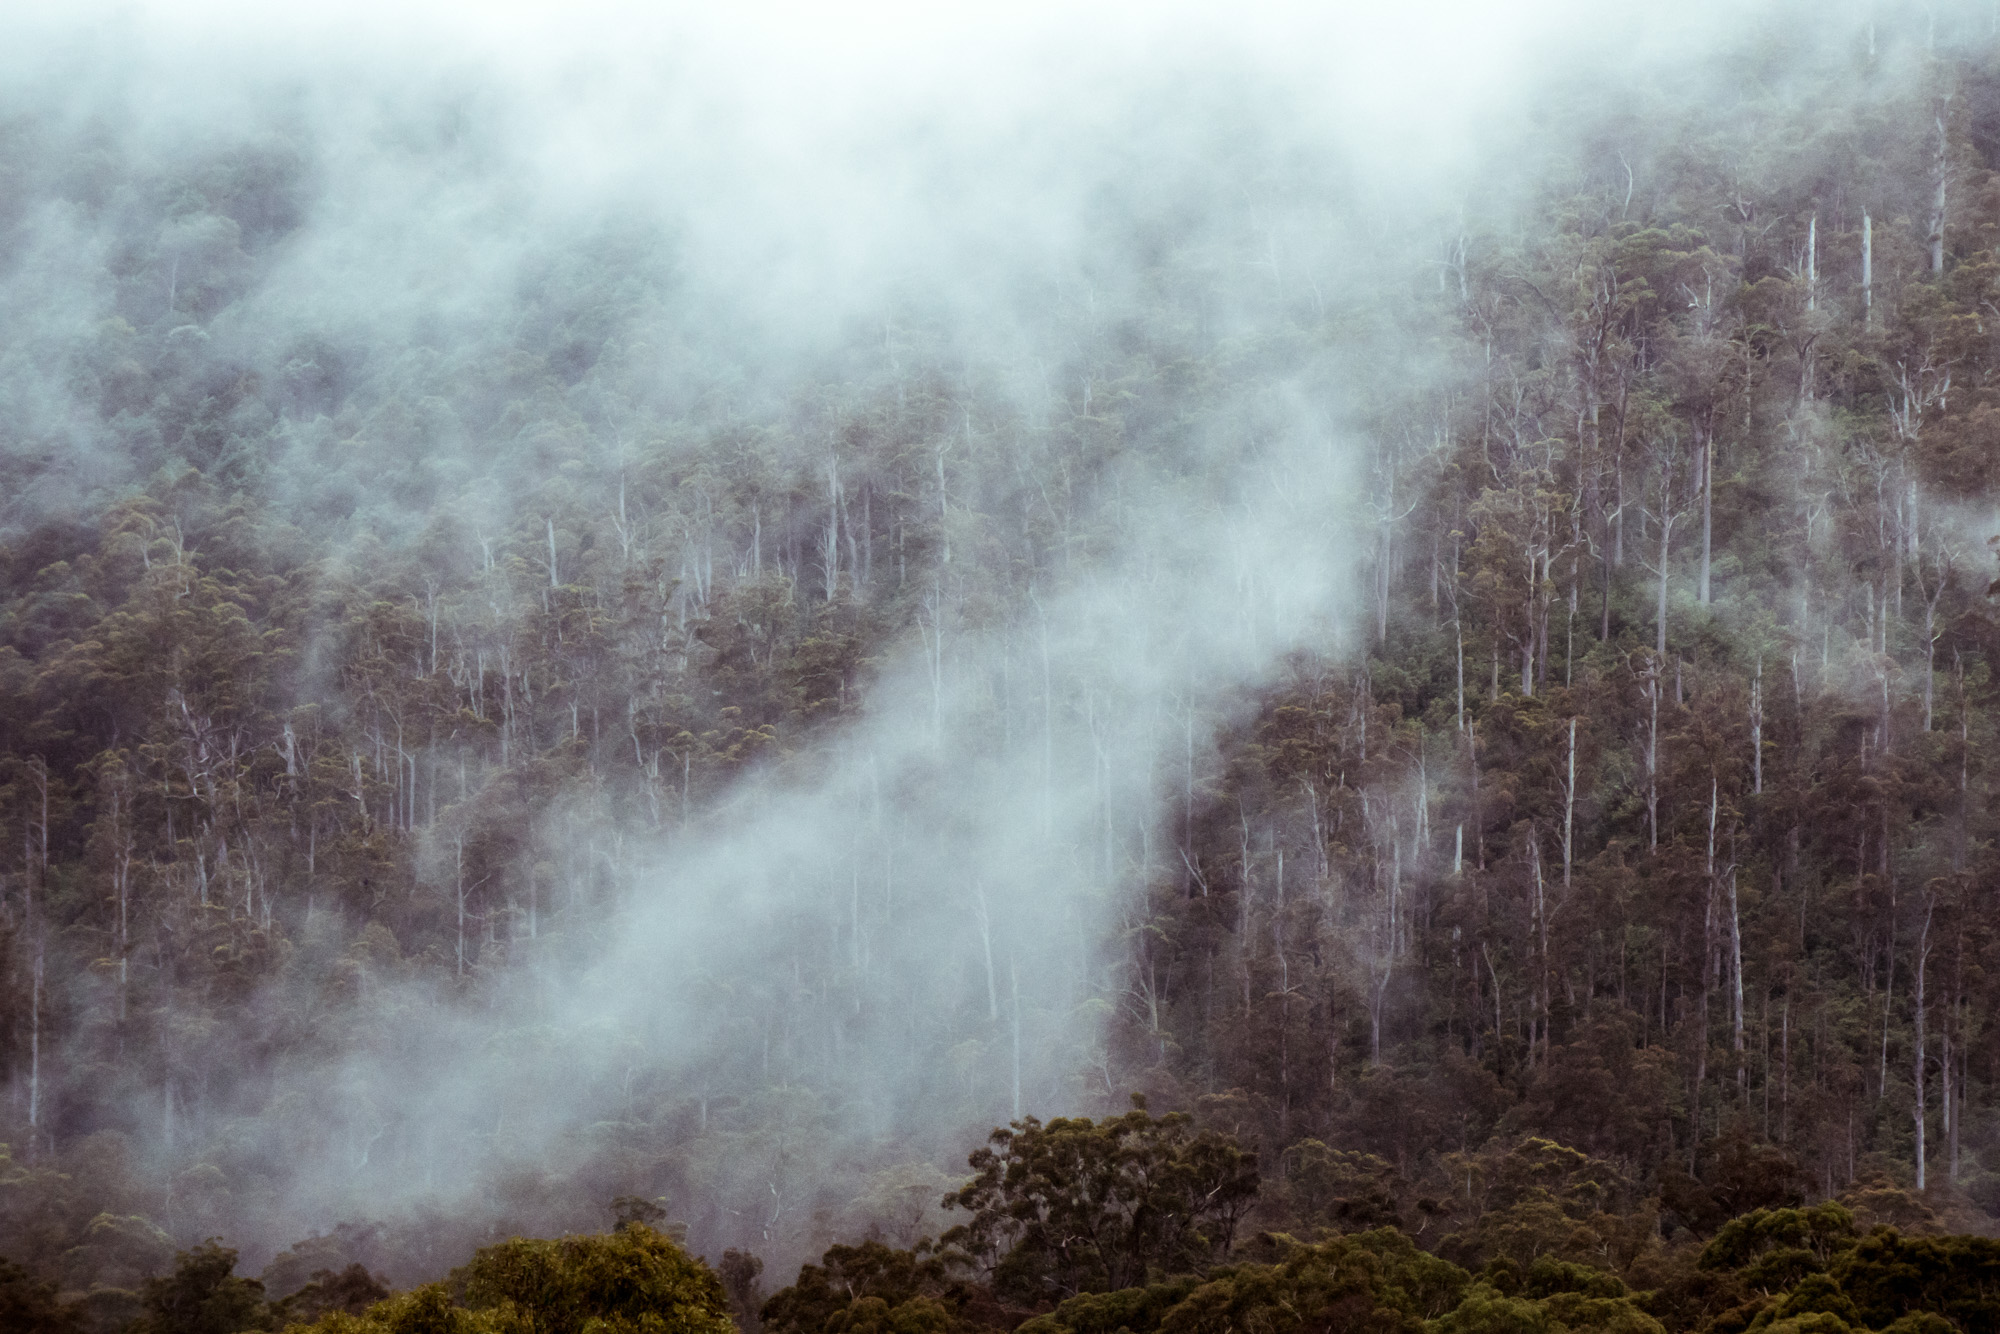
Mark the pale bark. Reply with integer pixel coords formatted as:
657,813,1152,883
1915,895,1935,1189
1807,214,1817,310
1562,717,1577,890
1862,211,1874,324
1471,723,1484,871
1881,894,1896,1101
1929,114,1949,276
455,835,467,978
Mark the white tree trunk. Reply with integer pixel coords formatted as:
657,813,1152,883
1562,717,1577,890
1862,211,1874,323
1915,898,1933,1190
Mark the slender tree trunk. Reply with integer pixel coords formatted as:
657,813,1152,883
1915,896,1933,1190
1538,548,1553,692
1455,540,1466,734
1699,429,1714,603
1930,113,1949,276
1730,863,1746,1097
1881,928,1895,1101
1615,455,1625,567
1943,994,1955,1183
1807,213,1818,310
1658,500,1671,656
1647,662,1661,852
456,836,467,978
1377,514,1392,642
1690,777,1720,1146
1562,717,1577,890
1862,211,1873,324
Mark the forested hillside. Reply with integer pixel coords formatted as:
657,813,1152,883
7,3,2000,1333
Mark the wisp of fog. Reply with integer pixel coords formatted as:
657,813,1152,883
0,0,1793,1281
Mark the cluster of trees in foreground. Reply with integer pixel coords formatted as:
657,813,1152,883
10,1107,2000,1334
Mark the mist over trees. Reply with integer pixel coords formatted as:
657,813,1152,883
7,1,2000,1332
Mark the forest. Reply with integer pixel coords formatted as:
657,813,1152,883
7,1,2000,1332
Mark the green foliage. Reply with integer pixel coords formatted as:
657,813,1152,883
1744,1272,1865,1332
1428,1252,1667,1334
1009,1274,1201,1334
1016,1230,1465,1334
1831,1229,2000,1333
134,1241,271,1334
1278,1141,1404,1233
940,1102,1259,1301
715,1248,763,1329
1699,1205,1859,1279
284,1226,731,1334
454,1223,733,1334
282,1283,513,1334
1434,1139,1656,1275
0,1254,83,1334
760,1241,972,1334
273,1266,391,1326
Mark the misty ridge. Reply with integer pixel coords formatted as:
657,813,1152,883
0,0,1424,1277
7,2,2000,1334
